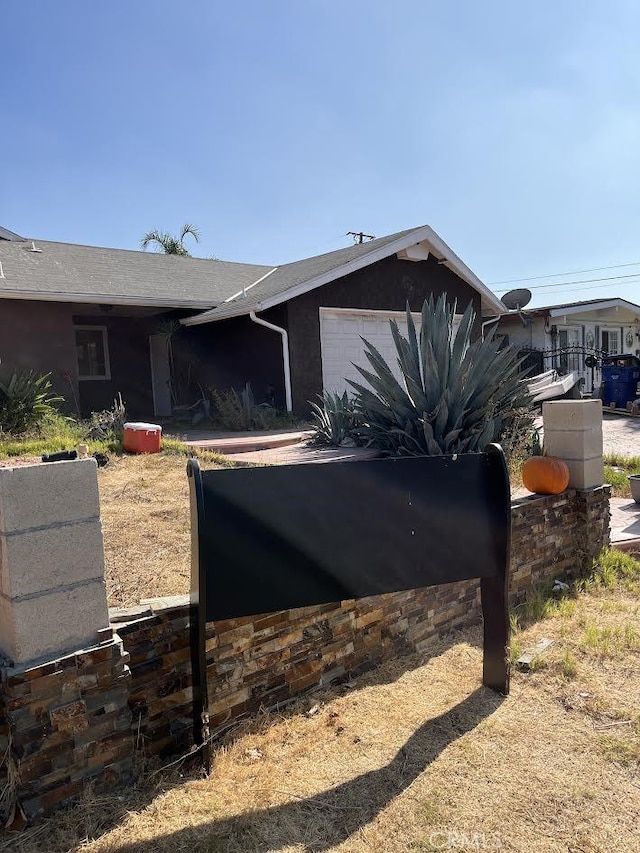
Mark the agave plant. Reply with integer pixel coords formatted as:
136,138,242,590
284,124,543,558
0,371,65,436
348,294,533,456
308,390,361,447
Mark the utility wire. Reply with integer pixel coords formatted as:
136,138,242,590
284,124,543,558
489,258,640,286
518,270,640,291
529,280,640,300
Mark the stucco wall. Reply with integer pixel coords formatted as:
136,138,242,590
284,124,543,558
286,255,482,414
175,306,287,409
72,314,156,419
0,299,157,420
0,299,78,406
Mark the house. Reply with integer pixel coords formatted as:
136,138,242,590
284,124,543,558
0,224,505,419
498,297,640,395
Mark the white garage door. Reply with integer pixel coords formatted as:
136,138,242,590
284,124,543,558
320,308,423,396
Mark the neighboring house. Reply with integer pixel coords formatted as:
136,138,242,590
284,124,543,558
498,297,640,395
0,225,505,419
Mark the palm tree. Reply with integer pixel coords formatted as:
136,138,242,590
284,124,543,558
140,224,200,256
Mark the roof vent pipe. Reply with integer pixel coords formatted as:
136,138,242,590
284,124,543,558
0,261,4,279
249,311,293,412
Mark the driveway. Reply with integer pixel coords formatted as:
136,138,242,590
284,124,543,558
535,411,640,457
601,412,640,457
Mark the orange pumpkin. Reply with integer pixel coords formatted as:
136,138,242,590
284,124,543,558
522,455,570,495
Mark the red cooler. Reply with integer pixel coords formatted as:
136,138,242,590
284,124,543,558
123,422,162,454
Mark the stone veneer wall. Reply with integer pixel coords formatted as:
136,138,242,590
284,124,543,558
116,486,611,757
0,486,610,822
0,636,132,823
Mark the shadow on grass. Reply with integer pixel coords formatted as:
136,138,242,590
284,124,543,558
108,686,503,853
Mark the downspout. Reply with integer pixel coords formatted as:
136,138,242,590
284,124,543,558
249,311,293,413
481,316,501,340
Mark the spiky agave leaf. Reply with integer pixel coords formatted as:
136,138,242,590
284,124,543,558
349,297,534,456
308,390,361,447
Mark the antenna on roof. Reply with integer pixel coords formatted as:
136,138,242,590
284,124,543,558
501,288,532,327
347,231,375,244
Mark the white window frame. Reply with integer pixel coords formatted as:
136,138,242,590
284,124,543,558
601,328,621,354
75,325,111,381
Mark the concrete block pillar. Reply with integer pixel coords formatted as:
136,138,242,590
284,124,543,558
542,400,603,490
0,459,110,665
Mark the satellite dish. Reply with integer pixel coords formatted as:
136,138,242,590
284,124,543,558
501,288,532,310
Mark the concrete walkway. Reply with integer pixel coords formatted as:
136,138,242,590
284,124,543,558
224,442,381,466
175,409,640,458
178,428,312,454
610,496,640,549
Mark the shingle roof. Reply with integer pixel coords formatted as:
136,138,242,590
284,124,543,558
197,228,421,321
505,297,640,315
183,226,505,323
0,238,270,308
533,297,640,313
0,224,504,316
0,226,25,241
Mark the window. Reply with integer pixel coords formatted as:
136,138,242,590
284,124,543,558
75,326,110,380
558,328,580,374
601,329,620,355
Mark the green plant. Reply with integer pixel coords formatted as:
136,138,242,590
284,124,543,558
560,650,578,680
308,391,361,447
210,383,293,431
603,454,640,498
140,224,200,256
0,371,65,435
348,295,533,456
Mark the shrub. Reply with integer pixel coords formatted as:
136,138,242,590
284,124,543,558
308,390,361,447
210,383,294,431
348,295,534,456
86,393,127,441
0,371,65,436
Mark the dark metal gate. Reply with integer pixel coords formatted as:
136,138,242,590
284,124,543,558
518,345,607,395
187,447,512,770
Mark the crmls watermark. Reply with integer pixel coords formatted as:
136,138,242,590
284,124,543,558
426,829,503,850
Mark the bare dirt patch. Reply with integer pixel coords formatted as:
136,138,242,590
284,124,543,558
9,571,639,853
98,454,221,607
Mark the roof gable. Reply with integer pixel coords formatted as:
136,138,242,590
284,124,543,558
182,225,504,325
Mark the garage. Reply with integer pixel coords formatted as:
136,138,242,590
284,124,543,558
182,225,504,414
319,307,423,396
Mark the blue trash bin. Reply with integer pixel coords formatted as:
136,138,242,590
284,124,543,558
602,355,640,407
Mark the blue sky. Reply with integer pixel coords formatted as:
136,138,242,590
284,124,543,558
3,1,640,307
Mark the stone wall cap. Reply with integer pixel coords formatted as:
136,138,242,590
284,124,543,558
511,489,577,507
1,634,124,678
0,457,97,474
109,605,153,623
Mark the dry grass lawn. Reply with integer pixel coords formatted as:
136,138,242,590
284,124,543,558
100,453,534,608
6,553,639,853
98,453,225,607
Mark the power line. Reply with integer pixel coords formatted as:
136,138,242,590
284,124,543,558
520,270,640,291
489,258,640,286
529,280,640,300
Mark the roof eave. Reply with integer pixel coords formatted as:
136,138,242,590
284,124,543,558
182,226,505,326
548,298,640,318
0,290,217,310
